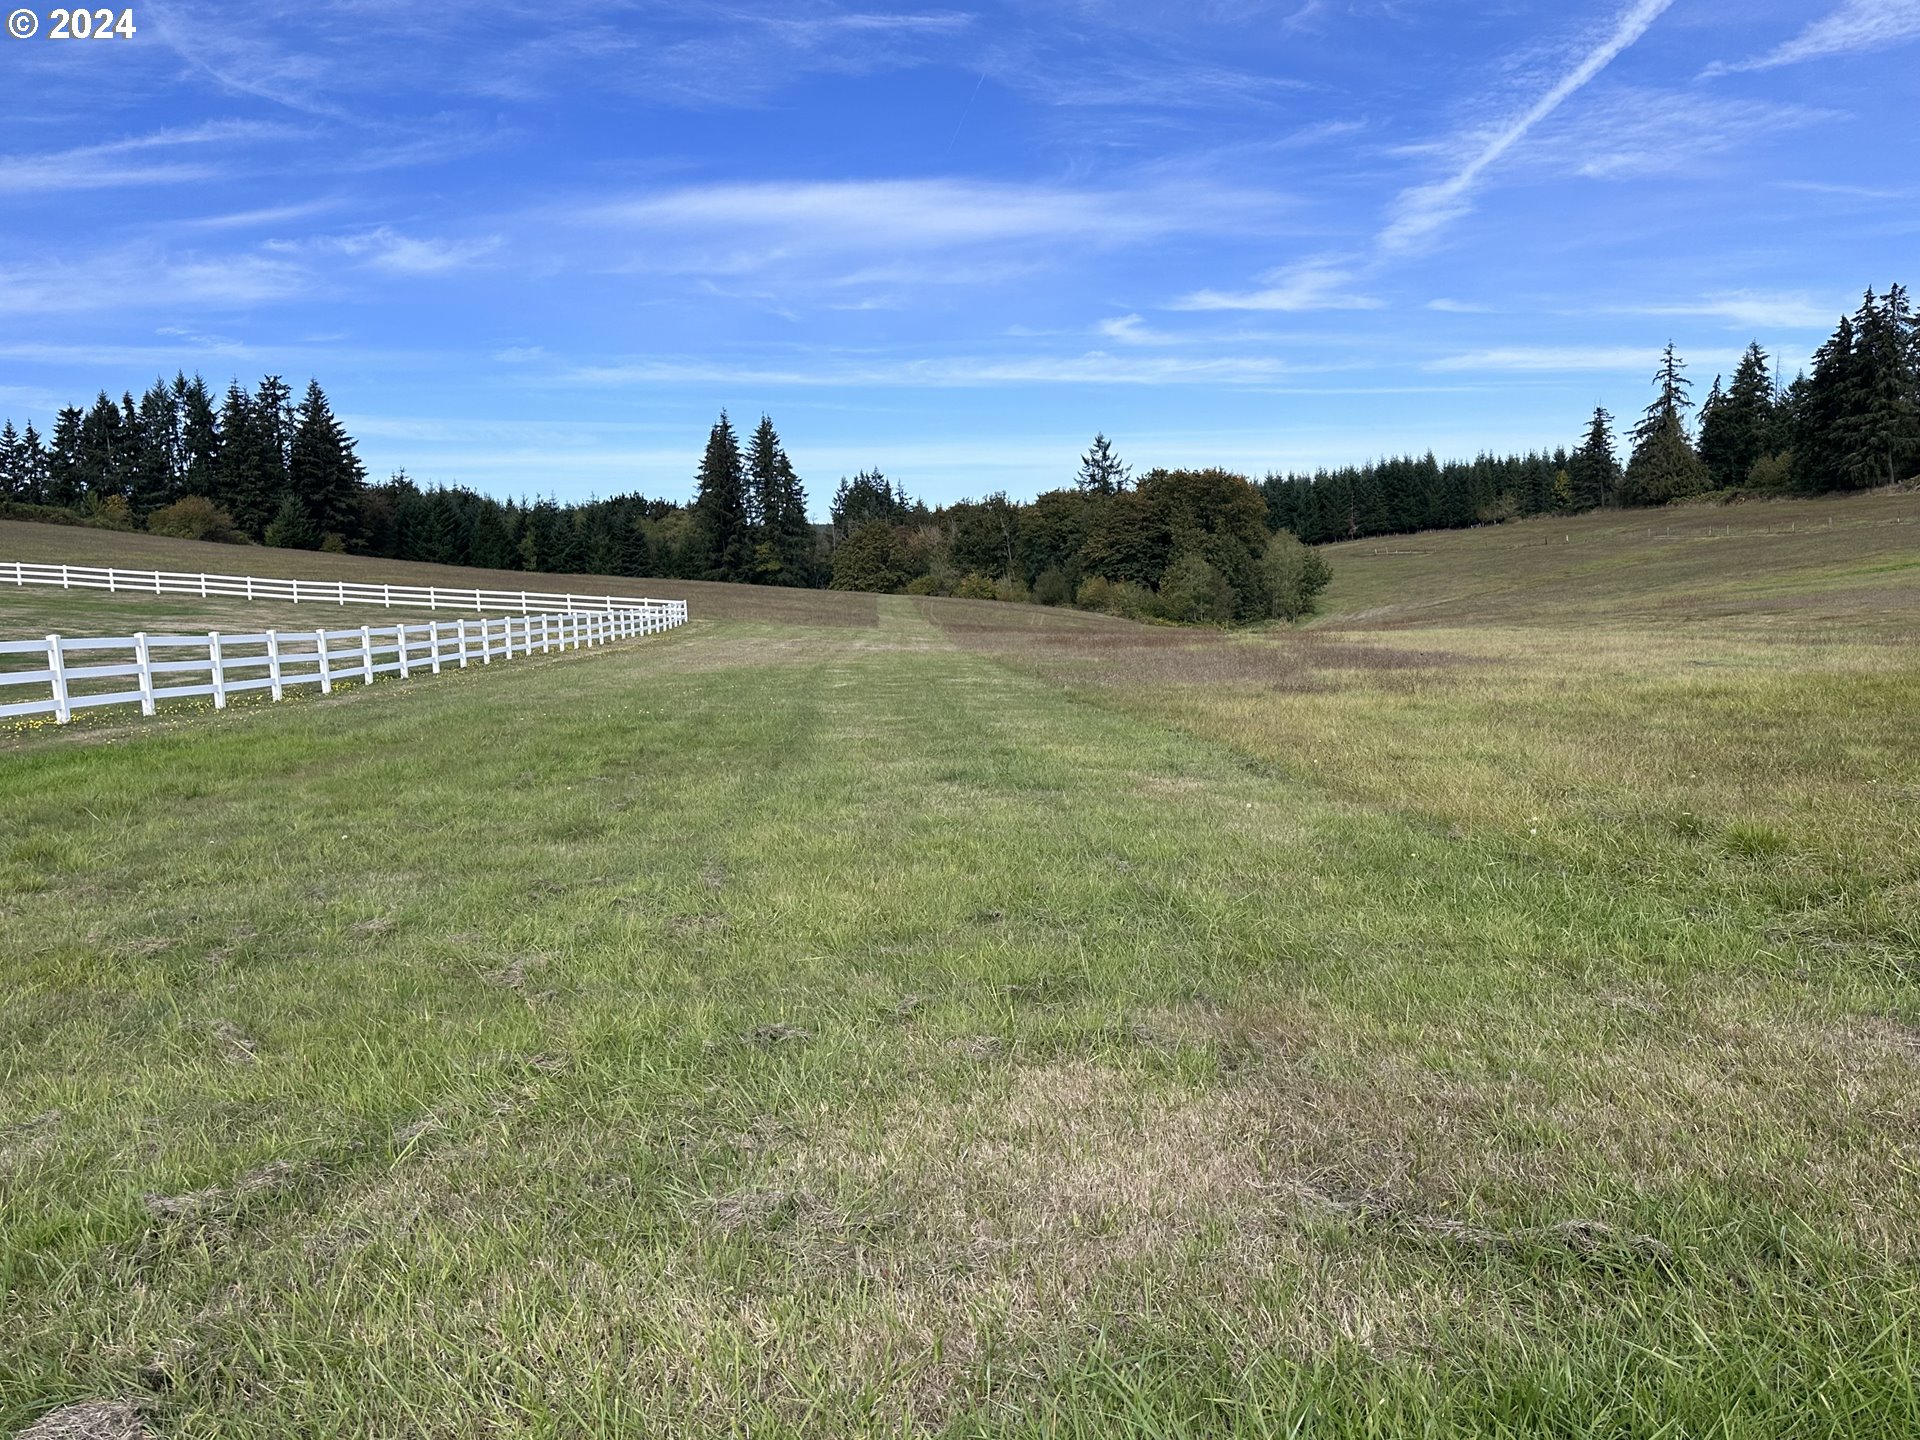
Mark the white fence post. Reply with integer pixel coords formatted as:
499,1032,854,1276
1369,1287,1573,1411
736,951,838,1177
396,624,411,679
199,573,208,599
266,631,284,701
481,618,493,664
384,584,392,608
360,626,374,684
428,622,442,675
134,632,155,716
337,581,346,607
208,632,227,710
316,630,332,694
61,564,70,589
46,635,69,722
457,619,470,668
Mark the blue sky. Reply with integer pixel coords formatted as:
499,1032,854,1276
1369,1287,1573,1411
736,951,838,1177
3,0,1918,513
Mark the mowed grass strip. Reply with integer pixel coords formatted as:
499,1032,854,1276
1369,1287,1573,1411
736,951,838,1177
3,592,1918,1435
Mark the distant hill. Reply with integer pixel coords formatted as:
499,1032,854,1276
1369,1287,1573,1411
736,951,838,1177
1315,489,1920,639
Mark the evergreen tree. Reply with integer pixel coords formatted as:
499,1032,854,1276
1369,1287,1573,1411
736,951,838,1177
175,373,221,499
287,379,366,544
746,415,814,585
1795,314,1860,490
17,422,49,504
1622,343,1708,505
692,412,752,581
1568,407,1622,509
77,392,129,501
263,492,319,549
47,407,84,507
1842,286,1920,486
130,378,181,517
216,382,281,536
0,421,21,501
1076,433,1131,495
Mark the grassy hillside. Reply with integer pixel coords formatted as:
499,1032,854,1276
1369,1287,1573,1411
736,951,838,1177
1317,487,1920,636
3,499,1919,1437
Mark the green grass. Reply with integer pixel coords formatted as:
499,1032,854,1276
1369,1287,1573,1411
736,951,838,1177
3,496,1919,1437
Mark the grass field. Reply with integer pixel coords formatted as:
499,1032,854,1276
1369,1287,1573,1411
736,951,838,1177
3,492,1919,1437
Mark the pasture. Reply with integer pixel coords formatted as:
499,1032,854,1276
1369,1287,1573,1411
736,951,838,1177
3,493,1919,1437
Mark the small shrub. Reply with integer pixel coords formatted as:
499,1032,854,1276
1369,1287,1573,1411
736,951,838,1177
147,495,244,543
1748,452,1794,491
320,531,349,554
1032,567,1070,606
1075,575,1113,611
1264,530,1333,622
992,574,1031,604
1153,552,1235,624
904,574,940,596
79,494,136,531
264,495,319,550
953,572,996,600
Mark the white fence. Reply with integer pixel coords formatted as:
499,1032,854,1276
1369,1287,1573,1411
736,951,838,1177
1,608,675,725
1,559,690,627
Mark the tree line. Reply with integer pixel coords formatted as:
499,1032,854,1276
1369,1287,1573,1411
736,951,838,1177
1,281,1911,624
1264,283,1918,543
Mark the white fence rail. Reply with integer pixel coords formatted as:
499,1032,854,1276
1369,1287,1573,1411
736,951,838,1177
1,559,689,626
1,607,676,726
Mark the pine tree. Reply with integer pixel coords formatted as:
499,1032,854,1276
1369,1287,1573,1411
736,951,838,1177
1622,343,1708,505
745,415,814,585
175,373,221,499
130,378,181,517
1843,286,1920,486
216,383,280,536
0,421,20,501
264,492,319,549
692,412,752,581
18,422,48,504
77,392,129,502
1795,314,1860,490
1700,343,1780,489
47,407,84,508
1568,407,1622,510
1077,433,1130,495
288,379,366,544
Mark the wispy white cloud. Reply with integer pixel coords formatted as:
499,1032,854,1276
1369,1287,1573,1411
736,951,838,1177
566,349,1348,389
1705,0,1920,74
1426,298,1492,313
0,120,296,194
272,226,502,275
1381,0,1676,251
0,248,310,316
1172,258,1380,313
1623,291,1843,330
1426,345,1743,374
591,179,1252,257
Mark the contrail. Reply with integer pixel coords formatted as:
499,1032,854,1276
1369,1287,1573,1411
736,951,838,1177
1382,0,1677,251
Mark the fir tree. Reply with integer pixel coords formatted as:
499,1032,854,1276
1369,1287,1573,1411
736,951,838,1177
1842,286,1920,486
692,412,752,581
77,392,128,501
1568,407,1622,510
1077,433,1130,495
175,373,221,499
288,379,366,544
130,379,181,517
263,492,319,549
1622,343,1708,505
746,415,814,585
1795,314,1859,490
0,421,20,501
1700,343,1780,489
47,407,84,508
17,422,48,504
